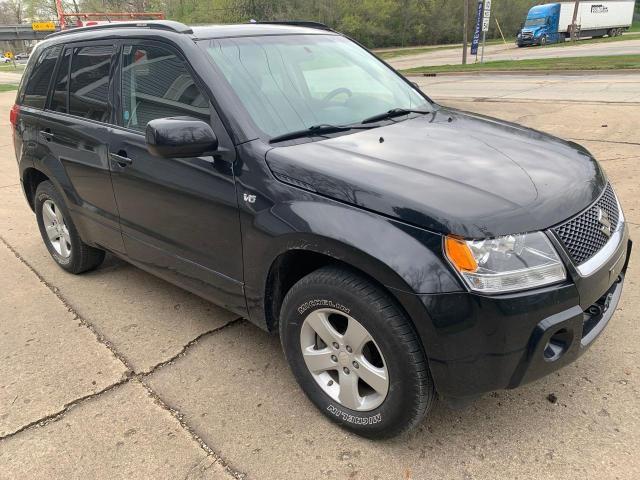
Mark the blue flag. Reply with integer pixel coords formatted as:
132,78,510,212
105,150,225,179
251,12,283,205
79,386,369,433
470,0,484,56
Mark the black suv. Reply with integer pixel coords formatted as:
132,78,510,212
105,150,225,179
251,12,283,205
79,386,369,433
11,20,631,438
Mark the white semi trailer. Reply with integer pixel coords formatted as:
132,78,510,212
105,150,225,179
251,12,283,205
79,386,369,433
518,1,636,46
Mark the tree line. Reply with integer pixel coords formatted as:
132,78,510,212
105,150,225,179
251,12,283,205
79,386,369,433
1,0,639,49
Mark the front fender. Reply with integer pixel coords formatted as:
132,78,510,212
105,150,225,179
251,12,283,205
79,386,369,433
241,189,463,326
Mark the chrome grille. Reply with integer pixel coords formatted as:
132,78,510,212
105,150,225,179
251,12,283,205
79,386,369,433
552,184,620,266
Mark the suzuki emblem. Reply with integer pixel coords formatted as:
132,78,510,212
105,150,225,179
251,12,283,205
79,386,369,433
597,207,612,238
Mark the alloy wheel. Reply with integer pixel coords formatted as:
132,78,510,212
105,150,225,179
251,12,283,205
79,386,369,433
42,199,71,258
299,308,389,411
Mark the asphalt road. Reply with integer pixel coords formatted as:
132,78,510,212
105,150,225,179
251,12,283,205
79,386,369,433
1,74,639,479
387,37,640,70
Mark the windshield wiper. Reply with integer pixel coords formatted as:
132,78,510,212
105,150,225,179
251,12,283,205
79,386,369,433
269,124,376,144
360,108,431,125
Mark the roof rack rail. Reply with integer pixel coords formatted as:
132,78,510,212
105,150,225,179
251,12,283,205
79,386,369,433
47,20,193,38
252,20,333,32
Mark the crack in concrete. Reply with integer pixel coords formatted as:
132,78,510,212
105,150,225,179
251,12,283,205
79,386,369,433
513,104,567,124
597,155,640,163
184,456,225,480
140,319,243,376
138,379,248,480
0,377,131,441
567,138,640,147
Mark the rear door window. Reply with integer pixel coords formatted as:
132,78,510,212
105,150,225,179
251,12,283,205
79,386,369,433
69,45,114,122
21,46,61,109
121,44,210,132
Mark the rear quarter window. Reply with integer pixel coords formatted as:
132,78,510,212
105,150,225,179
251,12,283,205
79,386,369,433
20,45,61,109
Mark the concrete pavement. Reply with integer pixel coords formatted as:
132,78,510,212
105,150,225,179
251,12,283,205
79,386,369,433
387,38,640,70
1,73,639,479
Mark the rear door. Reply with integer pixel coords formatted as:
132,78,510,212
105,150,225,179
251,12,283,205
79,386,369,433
108,40,245,313
37,41,124,253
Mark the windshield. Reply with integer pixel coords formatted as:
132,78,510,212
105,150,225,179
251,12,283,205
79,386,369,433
524,17,546,27
198,34,430,138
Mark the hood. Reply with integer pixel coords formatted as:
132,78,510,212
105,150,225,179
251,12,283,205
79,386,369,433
522,26,545,35
265,108,606,238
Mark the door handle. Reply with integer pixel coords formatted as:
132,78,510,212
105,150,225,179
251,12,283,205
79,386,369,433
40,129,54,142
109,152,133,167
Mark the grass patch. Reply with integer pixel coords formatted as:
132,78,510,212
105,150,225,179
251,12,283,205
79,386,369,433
0,63,25,72
401,54,640,74
629,22,640,33
0,84,18,92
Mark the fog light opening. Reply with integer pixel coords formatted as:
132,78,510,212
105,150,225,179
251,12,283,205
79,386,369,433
543,328,571,362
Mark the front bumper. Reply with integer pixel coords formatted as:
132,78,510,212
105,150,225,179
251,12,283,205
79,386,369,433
415,225,631,402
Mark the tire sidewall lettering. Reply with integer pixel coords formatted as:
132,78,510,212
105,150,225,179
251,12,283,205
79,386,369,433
297,299,350,316
326,404,382,425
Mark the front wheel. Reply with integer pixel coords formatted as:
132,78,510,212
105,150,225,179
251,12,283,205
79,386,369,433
279,266,436,438
540,35,547,46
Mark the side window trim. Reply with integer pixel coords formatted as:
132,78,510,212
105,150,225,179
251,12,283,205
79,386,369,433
117,39,213,134
46,46,72,112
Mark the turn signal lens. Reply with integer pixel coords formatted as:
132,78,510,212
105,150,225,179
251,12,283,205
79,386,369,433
445,236,478,272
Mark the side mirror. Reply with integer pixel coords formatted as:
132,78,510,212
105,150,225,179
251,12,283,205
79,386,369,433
146,117,218,158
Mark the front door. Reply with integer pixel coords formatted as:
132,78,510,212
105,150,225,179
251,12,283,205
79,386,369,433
108,41,245,314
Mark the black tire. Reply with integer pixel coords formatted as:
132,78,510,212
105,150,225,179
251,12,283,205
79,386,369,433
35,181,105,274
279,266,435,439
540,35,547,46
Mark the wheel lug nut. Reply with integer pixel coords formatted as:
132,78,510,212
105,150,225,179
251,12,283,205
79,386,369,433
331,355,337,362
332,342,339,349
346,346,352,353
352,361,359,369
343,367,350,374
327,380,334,386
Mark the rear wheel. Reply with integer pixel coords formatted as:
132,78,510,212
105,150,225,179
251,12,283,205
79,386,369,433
279,266,436,438
35,181,105,274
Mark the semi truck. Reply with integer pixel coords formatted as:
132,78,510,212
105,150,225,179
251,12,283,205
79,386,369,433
517,1,636,47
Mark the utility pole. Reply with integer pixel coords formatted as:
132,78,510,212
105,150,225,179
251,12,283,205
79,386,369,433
570,0,580,41
462,0,469,65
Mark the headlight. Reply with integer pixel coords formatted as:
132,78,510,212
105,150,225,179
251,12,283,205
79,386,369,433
444,232,566,293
